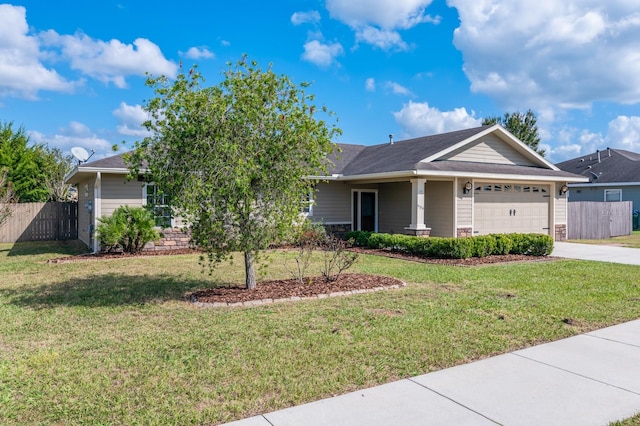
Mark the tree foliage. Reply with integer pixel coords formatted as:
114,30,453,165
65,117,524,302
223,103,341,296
0,168,16,227
43,147,74,201
482,109,545,156
0,121,73,202
127,57,341,289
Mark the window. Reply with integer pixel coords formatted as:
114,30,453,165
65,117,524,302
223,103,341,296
604,189,622,202
301,191,314,217
145,184,172,228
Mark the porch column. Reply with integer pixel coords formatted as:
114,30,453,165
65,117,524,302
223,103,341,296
407,178,428,232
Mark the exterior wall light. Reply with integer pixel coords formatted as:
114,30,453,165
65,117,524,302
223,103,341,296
463,181,473,194
559,184,569,195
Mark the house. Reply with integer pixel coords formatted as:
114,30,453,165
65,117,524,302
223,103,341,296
64,154,188,253
555,148,640,212
66,124,587,252
311,124,586,240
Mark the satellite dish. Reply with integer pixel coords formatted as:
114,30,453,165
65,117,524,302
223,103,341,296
71,147,94,164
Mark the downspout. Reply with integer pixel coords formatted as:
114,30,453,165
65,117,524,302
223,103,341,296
93,172,102,253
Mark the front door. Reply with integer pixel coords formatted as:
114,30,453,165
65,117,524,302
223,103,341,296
352,190,377,232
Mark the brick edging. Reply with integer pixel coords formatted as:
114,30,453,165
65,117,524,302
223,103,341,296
191,282,407,308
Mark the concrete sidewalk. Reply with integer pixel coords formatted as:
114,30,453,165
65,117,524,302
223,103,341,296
552,241,640,265
225,320,640,426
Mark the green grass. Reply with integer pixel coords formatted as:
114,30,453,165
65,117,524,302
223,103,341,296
568,230,640,248
1,241,640,425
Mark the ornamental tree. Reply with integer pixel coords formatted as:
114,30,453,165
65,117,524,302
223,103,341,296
127,57,341,289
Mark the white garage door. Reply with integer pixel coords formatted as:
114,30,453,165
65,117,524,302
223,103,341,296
474,183,550,235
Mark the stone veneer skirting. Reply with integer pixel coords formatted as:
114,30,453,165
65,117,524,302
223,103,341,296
144,228,191,251
555,224,567,241
405,228,431,237
321,223,351,238
457,226,473,238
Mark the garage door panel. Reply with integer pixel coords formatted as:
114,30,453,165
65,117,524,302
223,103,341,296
474,183,549,235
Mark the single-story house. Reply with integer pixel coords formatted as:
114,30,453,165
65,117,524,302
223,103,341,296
65,124,587,252
555,148,640,212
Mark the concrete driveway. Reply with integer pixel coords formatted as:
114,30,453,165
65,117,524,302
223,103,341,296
552,241,640,265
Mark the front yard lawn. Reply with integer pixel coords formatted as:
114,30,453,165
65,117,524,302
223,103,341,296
1,241,639,425
569,230,640,248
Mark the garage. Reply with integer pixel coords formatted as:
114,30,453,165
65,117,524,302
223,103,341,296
474,183,550,235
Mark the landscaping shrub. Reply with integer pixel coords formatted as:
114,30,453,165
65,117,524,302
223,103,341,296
491,234,513,255
342,230,552,259
284,221,328,283
345,230,371,247
97,206,160,254
320,235,359,282
472,235,497,257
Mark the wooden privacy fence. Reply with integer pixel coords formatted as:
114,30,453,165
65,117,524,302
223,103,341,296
0,202,78,243
568,201,632,240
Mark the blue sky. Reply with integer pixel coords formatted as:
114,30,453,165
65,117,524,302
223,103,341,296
1,1,639,163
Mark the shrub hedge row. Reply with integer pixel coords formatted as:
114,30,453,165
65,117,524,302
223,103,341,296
344,231,553,259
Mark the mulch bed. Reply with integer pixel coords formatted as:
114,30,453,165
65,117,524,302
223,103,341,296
188,273,405,305
349,247,556,266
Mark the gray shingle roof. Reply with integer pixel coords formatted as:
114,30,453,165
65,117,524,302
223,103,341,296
81,153,128,169
332,126,493,175
555,148,640,183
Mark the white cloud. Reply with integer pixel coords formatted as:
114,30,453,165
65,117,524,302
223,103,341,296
327,0,437,29
543,115,640,162
301,40,344,67
113,102,152,137
291,11,321,26
385,81,414,97
182,47,214,60
606,116,640,152
393,101,482,136
365,77,376,92
326,0,439,51
355,26,408,51
29,122,113,159
40,30,177,88
0,4,74,99
448,1,640,109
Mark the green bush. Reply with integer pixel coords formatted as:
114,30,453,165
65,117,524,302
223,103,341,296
491,234,513,255
525,234,554,256
507,233,553,256
472,235,497,257
97,206,160,254
344,230,371,247
342,230,552,259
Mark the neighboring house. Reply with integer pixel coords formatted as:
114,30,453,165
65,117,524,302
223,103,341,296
66,124,587,252
555,148,640,212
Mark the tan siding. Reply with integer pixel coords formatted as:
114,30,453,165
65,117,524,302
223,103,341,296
100,175,144,217
426,181,454,237
378,182,411,234
76,177,94,247
440,134,536,166
555,193,567,224
456,182,473,226
312,182,351,224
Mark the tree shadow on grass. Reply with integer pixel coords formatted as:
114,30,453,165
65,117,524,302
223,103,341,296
6,240,89,257
5,273,238,308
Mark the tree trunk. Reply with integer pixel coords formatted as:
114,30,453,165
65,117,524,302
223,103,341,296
244,250,256,290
